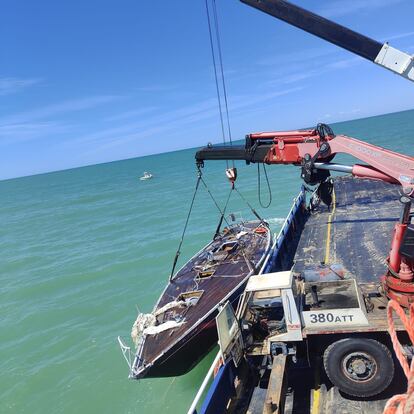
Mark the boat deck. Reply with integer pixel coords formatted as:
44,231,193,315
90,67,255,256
137,221,271,377
293,176,401,282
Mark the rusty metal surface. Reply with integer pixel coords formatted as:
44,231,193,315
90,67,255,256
293,176,401,282
304,280,360,309
283,357,406,414
264,354,287,414
302,282,405,336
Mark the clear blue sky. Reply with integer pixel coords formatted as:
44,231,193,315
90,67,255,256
1,0,414,180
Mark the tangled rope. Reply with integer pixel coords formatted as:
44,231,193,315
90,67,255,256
383,300,414,414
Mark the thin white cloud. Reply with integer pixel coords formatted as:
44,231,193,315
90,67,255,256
257,47,334,67
265,52,366,87
105,106,159,122
338,108,361,116
0,77,42,96
0,95,122,125
382,31,414,42
318,0,405,18
0,122,70,145
134,84,178,93
327,56,363,70
257,26,413,87
80,87,304,155
320,108,361,122
0,94,122,147
68,98,218,147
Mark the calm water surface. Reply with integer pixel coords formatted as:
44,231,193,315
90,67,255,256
1,109,413,413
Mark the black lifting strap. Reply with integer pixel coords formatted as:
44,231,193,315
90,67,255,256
234,186,264,223
170,172,202,281
213,186,233,239
199,176,231,238
257,163,272,209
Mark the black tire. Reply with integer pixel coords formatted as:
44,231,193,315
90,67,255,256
323,338,394,397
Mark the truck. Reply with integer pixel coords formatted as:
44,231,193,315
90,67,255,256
187,177,411,413
187,1,414,412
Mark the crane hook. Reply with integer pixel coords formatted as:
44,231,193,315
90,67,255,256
226,167,237,188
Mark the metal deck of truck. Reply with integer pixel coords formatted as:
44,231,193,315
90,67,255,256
284,176,404,413
282,358,406,414
293,176,401,283
261,176,404,413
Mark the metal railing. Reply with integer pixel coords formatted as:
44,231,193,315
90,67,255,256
117,336,133,371
187,352,222,414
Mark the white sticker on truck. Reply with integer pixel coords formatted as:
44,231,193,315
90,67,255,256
302,308,369,329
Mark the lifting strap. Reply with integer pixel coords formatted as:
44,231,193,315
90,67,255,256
170,172,202,281
234,186,264,223
257,163,272,208
200,176,231,230
213,186,233,239
170,166,265,281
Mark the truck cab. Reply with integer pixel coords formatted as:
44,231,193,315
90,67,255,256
222,271,373,358
236,271,302,357
215,270,399,406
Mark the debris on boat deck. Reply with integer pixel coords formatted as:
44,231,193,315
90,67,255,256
126,220,272,379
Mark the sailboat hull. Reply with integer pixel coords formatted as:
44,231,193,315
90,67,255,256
130,220,272,379
138,285,244,378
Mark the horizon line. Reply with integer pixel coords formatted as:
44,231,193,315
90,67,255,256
1,106,413,183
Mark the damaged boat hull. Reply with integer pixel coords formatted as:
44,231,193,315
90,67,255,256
130,221,272,379
137,285,245,378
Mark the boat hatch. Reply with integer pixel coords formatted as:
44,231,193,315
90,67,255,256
197,269,215,278
216,301,243,366
154,292,204,324
216,241,238,254
177,290,204,306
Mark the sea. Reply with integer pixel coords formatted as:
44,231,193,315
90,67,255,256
1,109,413,414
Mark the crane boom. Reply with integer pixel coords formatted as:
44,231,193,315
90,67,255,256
196,127,414,192
240,0,414,82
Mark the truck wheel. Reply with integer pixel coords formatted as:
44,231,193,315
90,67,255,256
323,338,394,397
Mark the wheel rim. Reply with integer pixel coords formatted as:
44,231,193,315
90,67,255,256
341,352,377,382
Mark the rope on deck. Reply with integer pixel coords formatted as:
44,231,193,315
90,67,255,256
383,300,414,414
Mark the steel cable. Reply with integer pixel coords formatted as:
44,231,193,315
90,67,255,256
257,163,272,208
205,0,228,169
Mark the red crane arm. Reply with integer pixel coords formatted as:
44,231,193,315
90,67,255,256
195,126,414,304
248,129,414,191
330,136,414,187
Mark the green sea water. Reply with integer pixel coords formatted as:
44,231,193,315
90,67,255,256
1,109,414,414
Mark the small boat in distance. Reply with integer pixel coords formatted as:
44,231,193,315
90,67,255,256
119,219,271,379
139,172,153,181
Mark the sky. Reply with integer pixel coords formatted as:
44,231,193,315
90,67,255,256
1,0,414,180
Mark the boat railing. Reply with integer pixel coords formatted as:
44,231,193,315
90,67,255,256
186,352,222,414
260,186,306,274
117,336,133,371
